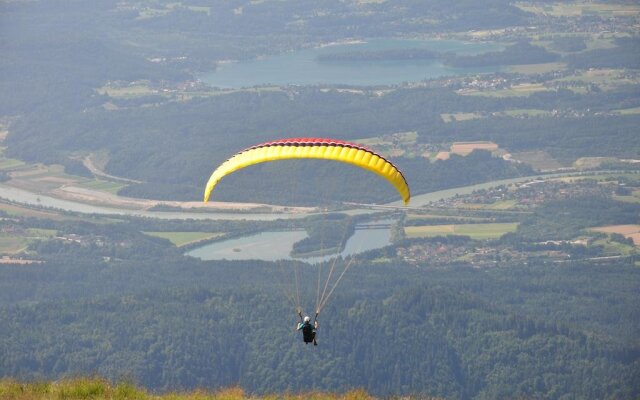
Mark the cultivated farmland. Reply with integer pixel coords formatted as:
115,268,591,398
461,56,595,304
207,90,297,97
405,223,518,239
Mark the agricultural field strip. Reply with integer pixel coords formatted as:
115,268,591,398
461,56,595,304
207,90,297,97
406,213,495,222
553,172,640,183
442,109,555,122
0,235,28,253
78,179,128,195
97,83,283,100
461,68,638,97
352,134,502,161
0,228,57,254
0,202,69,220
613,106,640,115
613,190,640,204
405,222,519,239
515,2,640,17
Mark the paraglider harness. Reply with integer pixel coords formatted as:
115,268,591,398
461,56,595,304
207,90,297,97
298,311,318,345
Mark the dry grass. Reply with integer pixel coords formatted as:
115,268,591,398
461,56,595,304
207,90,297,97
0,378,399,400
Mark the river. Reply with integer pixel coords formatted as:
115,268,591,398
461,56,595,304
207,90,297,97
0,185,301,221
0,172,612,262
0,172,591,220
200,38,501,88
185,220,394,263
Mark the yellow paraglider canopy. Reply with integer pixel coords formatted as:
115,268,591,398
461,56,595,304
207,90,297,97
203,137,410,205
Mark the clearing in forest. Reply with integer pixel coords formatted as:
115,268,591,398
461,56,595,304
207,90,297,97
591,225,640,245
450,141,499,156
511,151,564,171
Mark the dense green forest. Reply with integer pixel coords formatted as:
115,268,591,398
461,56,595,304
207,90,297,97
1,252,638,398
1,189,639,398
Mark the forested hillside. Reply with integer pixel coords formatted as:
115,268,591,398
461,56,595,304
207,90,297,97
8,85,639,202
1,260,638,398
3,0,640,203
0,195,639,398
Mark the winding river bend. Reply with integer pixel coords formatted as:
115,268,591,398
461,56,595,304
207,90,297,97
0,172,585,221
0,172,613,262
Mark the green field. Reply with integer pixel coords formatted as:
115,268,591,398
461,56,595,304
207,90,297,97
0,158,25,170
144,231,224,247
553,69,640,91
500,109,553,118
531,35,616,55
515,2,640,17
350,132,425,158
592,238,636,256
614,190,640,204
0,146,26,170
406,213,493,222
0,203,66,219
506,62,567,74
485,200,518,210
405,223,519,239
556,172,640,183
0,234,28,253
0,228,58,254
613,106,640,115
78,179,127,194
440,112,484,123
352,131,418,146
583,36,618,52
97,82,283,101
511,151,564,171
96,83,160,98
25,228,57,238
460,83,551,97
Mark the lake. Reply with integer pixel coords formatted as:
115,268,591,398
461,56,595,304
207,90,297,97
200,38,502,88
185,220,394,263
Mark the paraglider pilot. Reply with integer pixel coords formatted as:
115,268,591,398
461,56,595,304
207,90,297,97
297,311,318,346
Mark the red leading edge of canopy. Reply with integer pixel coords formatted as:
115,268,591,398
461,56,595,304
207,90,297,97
249,137,366,150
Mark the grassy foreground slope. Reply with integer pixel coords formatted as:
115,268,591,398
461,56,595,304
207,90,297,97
0,378,434,400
